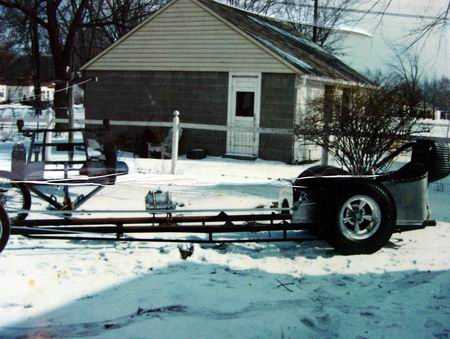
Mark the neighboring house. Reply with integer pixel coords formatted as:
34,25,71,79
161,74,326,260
0,85,6,103
438,110,450,120
81,0,371,162
0,82,55,103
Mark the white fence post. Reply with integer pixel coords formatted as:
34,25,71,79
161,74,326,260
171,110,180,174
434,110,441,121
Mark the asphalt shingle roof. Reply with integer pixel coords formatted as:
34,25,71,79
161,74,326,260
198,0,372,84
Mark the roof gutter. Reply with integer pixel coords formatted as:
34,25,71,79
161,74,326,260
299,75,376,89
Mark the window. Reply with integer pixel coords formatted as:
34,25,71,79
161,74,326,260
235,91,254,117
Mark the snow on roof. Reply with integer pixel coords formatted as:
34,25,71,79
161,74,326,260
253,35,314,72
248,15,329,56
197,0,372,85
215,0,372,38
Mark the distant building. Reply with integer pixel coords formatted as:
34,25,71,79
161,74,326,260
0,82,55,104
0,85,6,103
440,111,450,120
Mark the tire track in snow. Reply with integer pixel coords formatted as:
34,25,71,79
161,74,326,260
0,299,324,338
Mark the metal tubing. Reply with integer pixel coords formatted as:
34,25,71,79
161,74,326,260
13,213,292,227
27,185,64,210
10,207,290,215
72,186,104,210
22,235,316,243
11,222,310,235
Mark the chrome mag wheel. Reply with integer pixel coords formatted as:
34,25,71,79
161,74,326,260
338,195,381,241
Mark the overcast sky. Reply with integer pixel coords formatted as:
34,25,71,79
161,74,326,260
339,0,449,78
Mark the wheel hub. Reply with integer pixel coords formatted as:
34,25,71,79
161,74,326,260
339,195,382,241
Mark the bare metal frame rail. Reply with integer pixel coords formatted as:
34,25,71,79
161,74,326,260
9,208,316,244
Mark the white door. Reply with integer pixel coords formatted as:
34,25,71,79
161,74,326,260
226,73,261,157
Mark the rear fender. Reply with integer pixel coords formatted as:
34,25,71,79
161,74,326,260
380,175,428,227
293,177,397,233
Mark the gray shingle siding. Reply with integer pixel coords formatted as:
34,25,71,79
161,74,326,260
181,129,227,156
85,70,228,125
260,73,296,162
259,134,293,163
261,73,296,129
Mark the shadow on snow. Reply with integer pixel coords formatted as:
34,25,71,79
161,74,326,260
0,251,449,338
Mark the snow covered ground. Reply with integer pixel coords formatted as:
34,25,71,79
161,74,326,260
0,146,449,338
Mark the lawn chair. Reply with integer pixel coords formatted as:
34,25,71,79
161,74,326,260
147,127,183,159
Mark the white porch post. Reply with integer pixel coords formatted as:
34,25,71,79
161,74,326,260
296,77,308,162
321,85,335,166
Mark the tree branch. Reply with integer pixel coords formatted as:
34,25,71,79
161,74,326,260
0,0,49,28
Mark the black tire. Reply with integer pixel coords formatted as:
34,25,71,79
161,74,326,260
0,204,10,254
327,183,395,255
411,140,450,183
294,165,348,201
0,183,31,223
187,148,207,160
428,142,450,183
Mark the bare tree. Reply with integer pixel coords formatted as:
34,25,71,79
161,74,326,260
367,0,450,47
29,0,42,113
422,76,450,113
0,0,91,121
74,0,164,67
0,0,165,124
296,53,425,174
223,0,279,14
221,0,365,53
388,50,423,111
296,87,422,174
277,0,361,52
0,45,17,81
0,2,44,109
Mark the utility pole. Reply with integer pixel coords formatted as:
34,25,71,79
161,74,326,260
67,65,75,163
312,0,319,42
31,0,42,118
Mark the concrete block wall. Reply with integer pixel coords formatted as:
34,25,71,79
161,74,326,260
85,71,228,124
259,73,296,162
84,70,297,162
84,70,229,156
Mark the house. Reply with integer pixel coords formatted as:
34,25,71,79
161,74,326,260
437,110,450,120
0,84,6,103
0,81,55,103
80,0,371,162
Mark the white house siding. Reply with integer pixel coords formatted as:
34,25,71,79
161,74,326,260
0,85,6,103
293,77,325,162
84,0,293,73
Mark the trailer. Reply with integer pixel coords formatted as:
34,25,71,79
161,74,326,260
0,121,128,222
0,137,449,255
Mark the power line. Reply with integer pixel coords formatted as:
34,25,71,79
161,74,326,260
312,0,319,41
287,3,450,21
